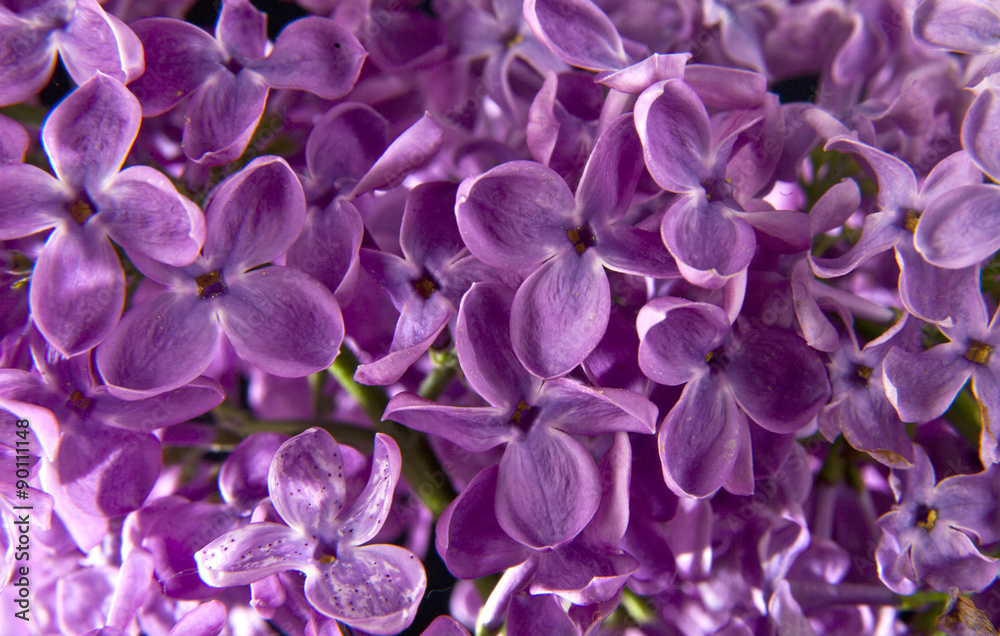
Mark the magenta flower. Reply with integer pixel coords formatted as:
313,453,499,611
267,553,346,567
196,428,427,635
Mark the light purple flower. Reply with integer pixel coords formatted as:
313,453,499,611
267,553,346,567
196,428,427,635
95,156,343,399
0,73,205,356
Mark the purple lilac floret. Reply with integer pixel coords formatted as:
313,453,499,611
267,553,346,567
5,0,1000,633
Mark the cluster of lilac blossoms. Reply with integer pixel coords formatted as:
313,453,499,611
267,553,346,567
5,0,1000,633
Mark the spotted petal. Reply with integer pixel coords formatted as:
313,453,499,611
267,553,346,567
196,522,317,588
268,428,347,540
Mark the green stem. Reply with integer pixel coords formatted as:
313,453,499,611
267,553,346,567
620,588,656,625
418,350,458,401
212,402,376,453
328,348,457,517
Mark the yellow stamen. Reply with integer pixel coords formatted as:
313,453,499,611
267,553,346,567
965,341,993,365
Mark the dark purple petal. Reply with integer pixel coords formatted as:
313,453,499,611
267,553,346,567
809,178,861,236
354,296,451,386
532,543,638,606
683,64,768,110
305,543,425,635
399,181,463,269
510,251,611,379
523,0,627,71
0,163,69,239
204,156,306,271
286,198,364,303
659,375,746,498
96,289,220,399
538,379,656,435
825,136,917,211
196,522,316,587
456,160,574,269
809,211,900,278
661,195,756,288
305,103,388,186
268,428,346,539
219,432,288,509
594,226,678,279
351,114,445,197
56,422,160,516
506,592,578,636
220,266,343,377
456,282,539,410
933,463,1000,545
496,427,601,548
251,18,365,100
915,184,1000,269
42,72,140,190
182,69,268,166
31,226,124,356
882,345,972,423
580,431,631,547
435,465,533,579
897,241,980,325
215,0,266,60
736,208,811,254
727,326,830,433
129,18,225,116
635,79,712,193
95,166,205,266
384,393,516,452
575,114,644,225
637,297,730,385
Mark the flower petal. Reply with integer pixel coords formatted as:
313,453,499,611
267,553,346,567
537,379,657,435
204,156,306,271
456,282,538,410
496,427,601,548
336,433,401,546
384,393,515,452
882,345,972,423
594,225,679,279
196,522,316,587
637,297,730,386
456,160,573,270
251,18,366,100
219,267,342,377
95,165,205,266
511,251,610,379
915,184,1000,269
268,428,347,539
0,163,69,239
129,18,225,116
575,113,644,225
726,326,831,433
305,103,388,186
0,23,55,107
96,289,219,399
435,465,532,579
962,87,1000,183
635,79,712,193
90,376,224,432
523,0,627,71
31,226,124,356
659,375,746,498
351,113,445,198
55,0,142,85
305,543,425,635
42,72,140,190
182,69,268,166
661,195,756,288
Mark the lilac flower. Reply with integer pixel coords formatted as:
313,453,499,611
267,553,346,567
95,156,344,399
882,285,1000,466
637,296,830,497
0,0,142,106
456,114,677,379
0,73,205,356
876,446,1000,593
807,122,983,326
635,78,807,288
386,282,656,548
196,428,426,635
356,180,512,386
128,0,366,164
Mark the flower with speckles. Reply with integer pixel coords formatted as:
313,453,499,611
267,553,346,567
195,428,426,635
